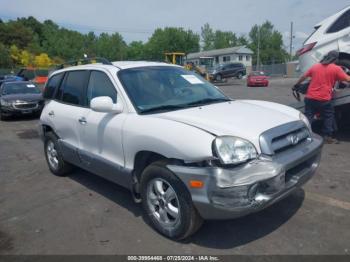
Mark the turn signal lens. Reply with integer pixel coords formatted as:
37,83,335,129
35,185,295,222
189,180,204,188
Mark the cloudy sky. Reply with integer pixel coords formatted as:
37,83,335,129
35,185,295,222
0,0,349,52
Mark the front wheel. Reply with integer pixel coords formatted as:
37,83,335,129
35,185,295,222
237,72,243,79
0,109,9,121
140,162,203,240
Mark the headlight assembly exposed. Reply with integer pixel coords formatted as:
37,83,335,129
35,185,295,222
213,136,258,165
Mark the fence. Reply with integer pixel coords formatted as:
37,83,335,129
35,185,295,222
252,62,301,78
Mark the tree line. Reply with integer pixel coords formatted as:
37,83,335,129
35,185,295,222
0,16,289,68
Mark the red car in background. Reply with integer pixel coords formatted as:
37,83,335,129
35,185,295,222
247,71,269,87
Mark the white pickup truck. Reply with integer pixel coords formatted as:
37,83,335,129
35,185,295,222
39,59,323,239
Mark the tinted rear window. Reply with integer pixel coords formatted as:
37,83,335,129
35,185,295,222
327,9,350,33
43,73,63,99
61,71,89,106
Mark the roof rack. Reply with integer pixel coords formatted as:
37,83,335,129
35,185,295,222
56,57,112,70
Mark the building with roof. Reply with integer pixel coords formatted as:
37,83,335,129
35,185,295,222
186,46,254,69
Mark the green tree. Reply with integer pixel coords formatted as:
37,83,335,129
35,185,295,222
237,35,249,46
145,27,199,60
201,23,214,51
213,30,237,49
249,21,288,65
127,41,145,60
0,20,34,48
0,43,11,67
95,32,127,61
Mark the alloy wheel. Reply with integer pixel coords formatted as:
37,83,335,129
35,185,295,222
146,178,180,227
46,140,59,170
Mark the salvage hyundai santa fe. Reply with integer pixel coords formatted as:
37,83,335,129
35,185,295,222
39,59,323,239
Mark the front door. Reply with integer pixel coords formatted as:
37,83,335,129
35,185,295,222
78,70,129,187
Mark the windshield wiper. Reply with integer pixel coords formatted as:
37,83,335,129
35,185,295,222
184,98,231,107
140,104,187,114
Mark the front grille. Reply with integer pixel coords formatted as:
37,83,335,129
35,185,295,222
260,121,311,155
13,102,38,110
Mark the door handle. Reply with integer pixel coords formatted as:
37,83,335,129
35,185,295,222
48,111,55,116
78,117,87,125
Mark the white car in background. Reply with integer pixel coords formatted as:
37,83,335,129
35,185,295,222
298,5,350,73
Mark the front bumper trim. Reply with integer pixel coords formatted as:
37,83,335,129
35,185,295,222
167,134,323,220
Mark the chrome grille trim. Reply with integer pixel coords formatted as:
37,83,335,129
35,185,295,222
260,121,311,155
13,102,38,110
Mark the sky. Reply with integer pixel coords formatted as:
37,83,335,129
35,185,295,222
0,0,349,53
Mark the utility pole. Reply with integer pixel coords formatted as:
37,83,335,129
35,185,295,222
257,26,260,70
289,21,294,61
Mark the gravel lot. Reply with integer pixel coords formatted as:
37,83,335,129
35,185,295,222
1,77,350,255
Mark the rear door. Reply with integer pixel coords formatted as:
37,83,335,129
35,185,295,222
50,70,90,164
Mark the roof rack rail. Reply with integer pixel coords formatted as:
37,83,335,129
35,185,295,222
56,57,112,70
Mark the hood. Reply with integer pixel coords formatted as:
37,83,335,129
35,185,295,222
157,100,300,151
2,93,43,102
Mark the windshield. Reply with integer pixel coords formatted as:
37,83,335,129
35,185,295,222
2,83,41,95
118,66,230,114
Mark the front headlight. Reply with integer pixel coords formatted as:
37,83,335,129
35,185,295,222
299,112,311,131
213,136,258,165
0,99,11,107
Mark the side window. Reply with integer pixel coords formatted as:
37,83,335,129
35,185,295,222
61,70,89,106
327,9,350,33
43,73,63,99
87,71,117,105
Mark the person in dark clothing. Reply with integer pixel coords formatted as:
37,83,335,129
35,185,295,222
295,50,350,144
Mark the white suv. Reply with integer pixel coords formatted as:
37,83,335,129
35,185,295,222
298,5,350,73
39,59,323,239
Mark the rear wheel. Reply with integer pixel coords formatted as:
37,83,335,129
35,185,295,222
215,74,222,82
140,162,203,240
44,132,73,176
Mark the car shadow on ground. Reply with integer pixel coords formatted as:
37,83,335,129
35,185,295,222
69,169,143,217
1,114,40,122
69,168,305,248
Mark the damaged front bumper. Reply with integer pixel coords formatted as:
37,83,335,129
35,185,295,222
167,134,323,220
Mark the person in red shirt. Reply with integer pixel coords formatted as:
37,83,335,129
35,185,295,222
295,50,350,143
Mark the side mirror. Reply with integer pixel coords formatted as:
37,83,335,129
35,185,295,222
90,96,123,114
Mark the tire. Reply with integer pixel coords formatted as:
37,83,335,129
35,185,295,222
215,74,222,82
237,72,243,79
0,109,8,121
336,59,350,88
140,162,203,240
44,132,73,176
